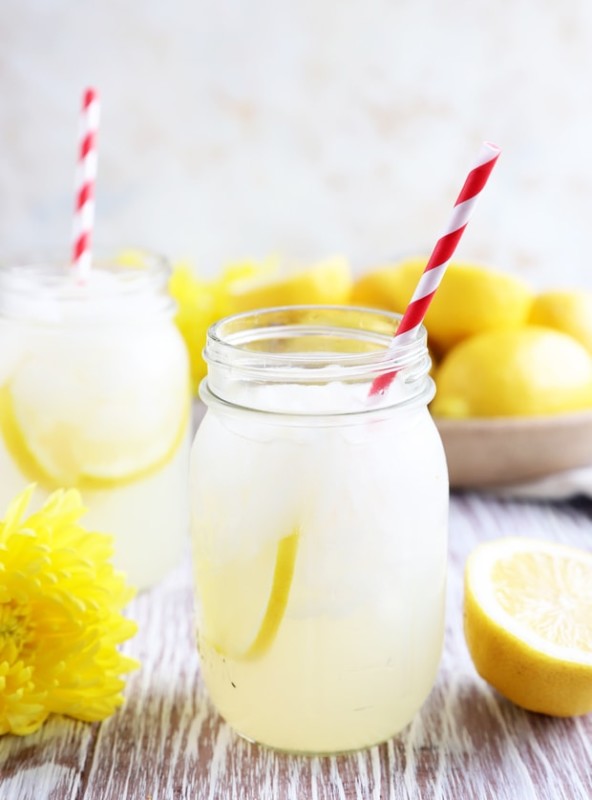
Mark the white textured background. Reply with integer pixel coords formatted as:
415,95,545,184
1,0,592,286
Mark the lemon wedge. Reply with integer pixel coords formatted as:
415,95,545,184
464,537,592,716
225,256,352,314
199,530,299,661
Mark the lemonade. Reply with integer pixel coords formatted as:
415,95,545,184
191,307,448,753
0,252,191,589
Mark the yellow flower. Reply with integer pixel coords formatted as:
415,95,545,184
0,486,138,736
169,257,278,393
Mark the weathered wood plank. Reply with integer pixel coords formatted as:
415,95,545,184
2,495,592,799
0,716,96,800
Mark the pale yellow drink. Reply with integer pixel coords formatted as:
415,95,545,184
191,307,448,754
0,252,191,589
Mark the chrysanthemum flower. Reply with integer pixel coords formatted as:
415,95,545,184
0,486,138,735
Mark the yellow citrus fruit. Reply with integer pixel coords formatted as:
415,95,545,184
170,264,224,393
431,326,592,418
529,289,592,355
197,530,299,661
170,258,280,392
225,256,352,314
351,258,532,354
0,332,190,491
0,386,189,491
464,537,592,716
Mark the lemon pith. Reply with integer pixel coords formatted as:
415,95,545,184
203,530,300,662
0,382,190,491
464,537,592,716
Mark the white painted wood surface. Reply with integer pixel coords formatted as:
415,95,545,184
1,494,592,799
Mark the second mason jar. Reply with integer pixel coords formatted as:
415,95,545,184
0,250,191,590
191,306,449,754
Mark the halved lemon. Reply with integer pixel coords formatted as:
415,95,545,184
198,530,299,661
464,537,592,716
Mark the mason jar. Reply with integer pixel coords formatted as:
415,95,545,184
190,305,449,754
0,250,191,590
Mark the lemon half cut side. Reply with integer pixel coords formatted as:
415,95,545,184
201,530,300,662
464,537,592,717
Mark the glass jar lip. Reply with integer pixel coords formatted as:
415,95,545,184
199,374,436,422
0,246,170,294
0,247,175,322
205,304,428,383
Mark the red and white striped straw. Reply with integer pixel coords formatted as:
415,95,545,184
369,141,501,396
71,87,100,282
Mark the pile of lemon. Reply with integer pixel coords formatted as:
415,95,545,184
352,257,592,419
172,254,592,418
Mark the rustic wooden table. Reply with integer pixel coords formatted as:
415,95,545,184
1,492,591,800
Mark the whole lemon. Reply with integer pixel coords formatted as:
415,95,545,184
431,326,592,418
351,259,532,355
529,289,592,355
226,256,352,314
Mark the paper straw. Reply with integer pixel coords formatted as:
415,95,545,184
369,141,501,396
71,87,100,282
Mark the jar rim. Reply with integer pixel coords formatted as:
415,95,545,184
0,247,175,322
203,305,433,415
206,304,428,382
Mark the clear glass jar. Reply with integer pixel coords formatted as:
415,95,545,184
0,250,191,590
191,306,449,754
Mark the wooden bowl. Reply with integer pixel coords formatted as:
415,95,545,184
434,411,592,489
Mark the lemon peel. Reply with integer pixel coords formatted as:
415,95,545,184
529,289,592,355
202,530,300,662
0,383,190,492
0,485,138,735
464,537,592,716
170,257,278,393
225,256,352,315
432,326,592,418
352,259,532,354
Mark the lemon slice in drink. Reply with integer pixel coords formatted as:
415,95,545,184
464,537,592,716
0,329,190,490
198,530,299,661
